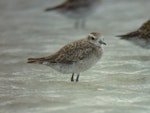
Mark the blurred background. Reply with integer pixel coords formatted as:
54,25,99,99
0,0,150,113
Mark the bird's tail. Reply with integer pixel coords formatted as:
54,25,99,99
116,31,140,39
44,4,64,12
44,7,57,12
27,57,47,64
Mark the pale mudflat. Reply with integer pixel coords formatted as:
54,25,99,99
0,0,150,113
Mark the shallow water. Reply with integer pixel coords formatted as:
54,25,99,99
0,0,150,113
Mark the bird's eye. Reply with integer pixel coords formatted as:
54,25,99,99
91,37,95,40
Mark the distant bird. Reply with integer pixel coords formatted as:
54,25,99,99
44,0,101,29
117,19,150,49
27,32,106,82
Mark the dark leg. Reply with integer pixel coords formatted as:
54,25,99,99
76,74,80,82
75,19,79,29
71,73,74,82
81,19,86,29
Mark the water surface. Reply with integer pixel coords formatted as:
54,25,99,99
0,0,150,113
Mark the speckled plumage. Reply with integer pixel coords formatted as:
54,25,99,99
27,32,106,82
117,19,150,49
44,0,101,28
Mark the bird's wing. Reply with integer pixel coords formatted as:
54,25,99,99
44,0,93,12
44,1,67,11
65,0,89,10
45,40,95,64
117,20,150,40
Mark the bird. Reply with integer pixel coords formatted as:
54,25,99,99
44,0,101,29
27,32,106,82
117,19,150,49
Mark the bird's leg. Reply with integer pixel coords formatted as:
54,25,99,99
75,19,80,29
76,74,80,82
71,73,74,82
81,19,86,29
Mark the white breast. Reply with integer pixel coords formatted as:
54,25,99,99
130,37,150,49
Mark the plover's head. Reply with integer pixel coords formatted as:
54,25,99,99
87,32,106,47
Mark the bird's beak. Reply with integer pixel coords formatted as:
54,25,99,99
99,41,106,45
